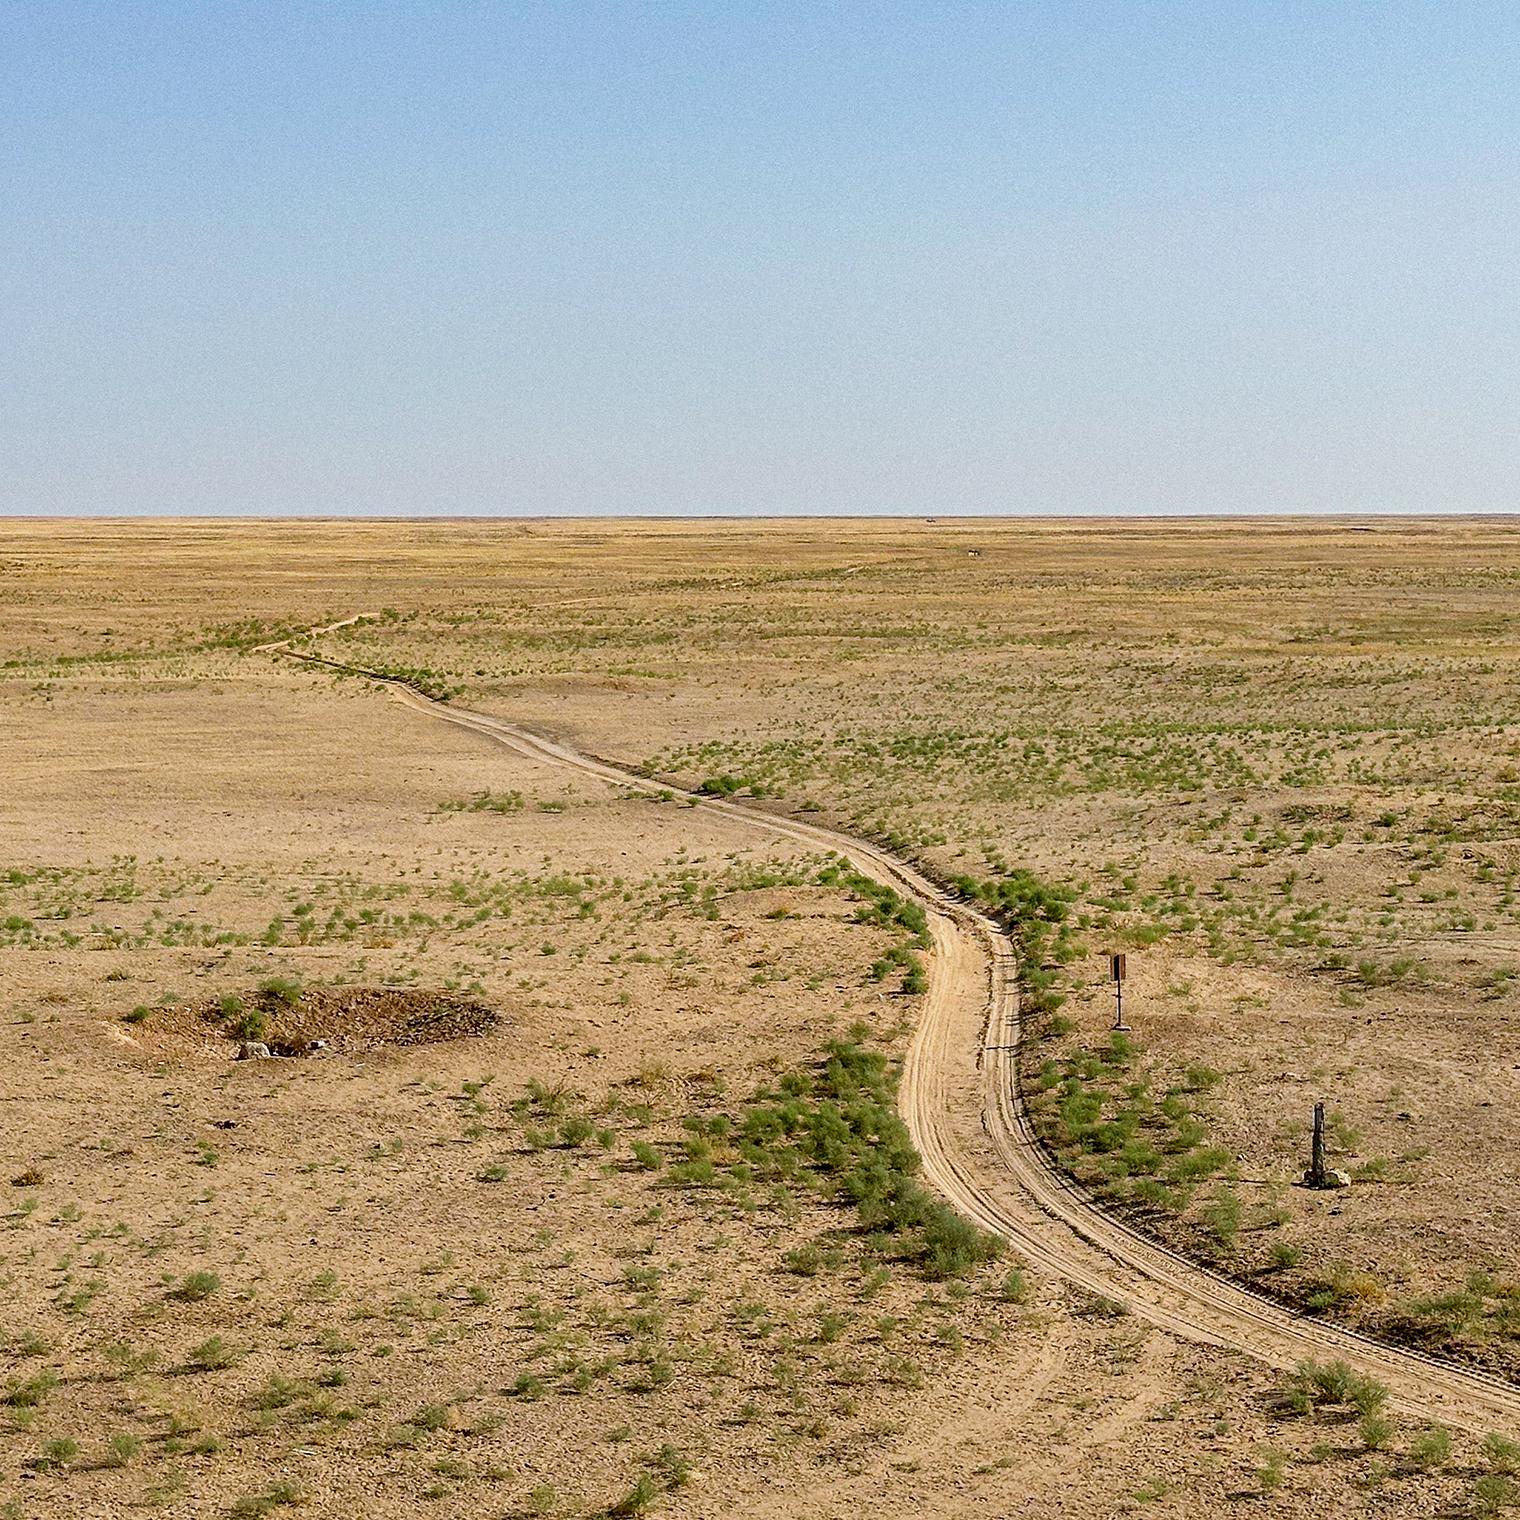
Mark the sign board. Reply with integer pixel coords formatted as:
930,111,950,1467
1110,953,1126,982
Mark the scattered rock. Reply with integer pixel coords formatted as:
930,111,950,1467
267,1037,330,1058
235,1041,272,1061
1301,1167,1352,1190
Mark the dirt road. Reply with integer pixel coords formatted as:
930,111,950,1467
274,644,1520,1435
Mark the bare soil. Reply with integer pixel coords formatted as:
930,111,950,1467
1,517,1517,1518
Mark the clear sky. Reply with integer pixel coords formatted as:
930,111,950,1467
3,3,1518,517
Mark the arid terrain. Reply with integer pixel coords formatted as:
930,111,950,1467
3,516,1520,1518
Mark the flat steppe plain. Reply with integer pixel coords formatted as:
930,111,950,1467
2,516,1519,1517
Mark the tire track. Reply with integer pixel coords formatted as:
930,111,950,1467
268,636,1520,1434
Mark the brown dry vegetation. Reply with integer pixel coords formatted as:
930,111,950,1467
2,516,1519,1518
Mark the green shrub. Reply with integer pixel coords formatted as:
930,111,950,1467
230,1482,305,1517
36,1437,79,1471
1257,1452,1287,1492
697,775,744,797
998,1268,1031,1304
107,1431,142,1466
606,1473,660,1516
1406,1426,1452,1471
441,790,523,813
1484,1433,1520,1477
189,1335,236,1370
1204,1186,1242,1249
172,1270,221,1302
652,1444,691,1487
920,1201,1002,1279
4,1372,56,1408
228,1005,267,1042
253,1373,304,1410
1280,1360,1388,1419
782,1244,824,1276
1474,1474,1520,1517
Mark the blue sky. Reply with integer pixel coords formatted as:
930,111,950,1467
3,3,1518,516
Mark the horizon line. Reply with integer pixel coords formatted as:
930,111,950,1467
5,509,1520,525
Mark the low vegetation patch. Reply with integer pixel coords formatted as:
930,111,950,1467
677,1038,1002,1280
1025,1032,1236,1231
439,789,524,814
951,869,1080,1018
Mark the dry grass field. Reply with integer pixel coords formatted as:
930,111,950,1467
3,516,1520,1517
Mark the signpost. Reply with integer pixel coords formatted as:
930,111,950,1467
1110,953,1130,1032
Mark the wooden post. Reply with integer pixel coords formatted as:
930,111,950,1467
1302,1101,1348,1189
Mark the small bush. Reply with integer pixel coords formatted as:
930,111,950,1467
998,1268,1031,1304
36,1437,79,1471
1204,1187,1242,1250
259,976,302,1007
1474,1473,1520,1517
606,1473,660,1516
107,1431,142,1466
653,1444,691,1487
782,1244,825,1276
189,1335,236,1370
5,1372,57,1408
920,1201,1002,1279
172,1270,221,1302
230,1483,305,1518
1280,1360,1388,1420
254,1374,305,1410
441,790,523,814
228,1005,267,1042
1406,1426,1452,1471
1484,1433,1520,1477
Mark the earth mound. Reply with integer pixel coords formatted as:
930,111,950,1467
117,985,502,1057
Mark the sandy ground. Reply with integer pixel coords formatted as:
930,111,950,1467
2,518,1517,1516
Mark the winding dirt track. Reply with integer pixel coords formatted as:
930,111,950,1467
272,639,1520,1435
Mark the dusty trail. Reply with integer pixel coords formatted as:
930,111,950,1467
271,638,1520,1435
